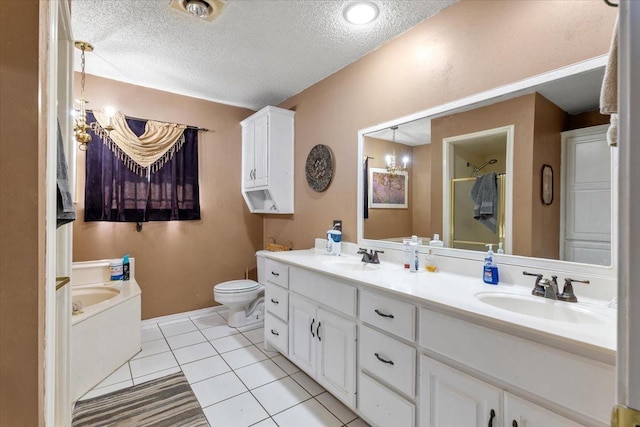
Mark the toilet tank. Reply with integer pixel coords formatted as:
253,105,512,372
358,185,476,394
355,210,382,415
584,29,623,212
256,250,269,285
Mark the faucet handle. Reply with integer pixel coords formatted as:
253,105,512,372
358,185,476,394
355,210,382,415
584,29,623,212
357,248,368,254
371,250,384,264
559,278,590,303
523,271,545,297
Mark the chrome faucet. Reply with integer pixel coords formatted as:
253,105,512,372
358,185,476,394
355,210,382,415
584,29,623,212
523,272,559,300
358,248,384,264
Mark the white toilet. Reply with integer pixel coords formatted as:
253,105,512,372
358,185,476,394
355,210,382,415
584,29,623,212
213,279,265,328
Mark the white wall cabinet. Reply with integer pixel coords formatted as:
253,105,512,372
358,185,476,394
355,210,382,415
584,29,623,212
241,106,294,213
289,294,357,407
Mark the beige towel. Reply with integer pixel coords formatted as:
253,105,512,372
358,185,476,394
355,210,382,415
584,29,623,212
600,18,618,147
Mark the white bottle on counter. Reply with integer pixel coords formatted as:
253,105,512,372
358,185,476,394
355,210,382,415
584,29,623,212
409,235,420,272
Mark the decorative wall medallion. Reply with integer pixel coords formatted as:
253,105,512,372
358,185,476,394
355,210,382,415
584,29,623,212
305,144,334,192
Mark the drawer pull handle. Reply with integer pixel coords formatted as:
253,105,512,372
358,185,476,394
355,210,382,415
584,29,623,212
270,298,279,304
270,329,279,336
271,271,280,277
488,409,496,427
512,421,518,427
374,353,394,365
374,309,394,319
310,318,315,337
317,322,322,341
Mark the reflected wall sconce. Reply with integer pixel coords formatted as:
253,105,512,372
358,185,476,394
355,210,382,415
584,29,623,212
386,126,409,175
541,164,553,205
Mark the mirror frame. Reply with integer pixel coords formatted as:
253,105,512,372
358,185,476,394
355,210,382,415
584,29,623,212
357,55,617,279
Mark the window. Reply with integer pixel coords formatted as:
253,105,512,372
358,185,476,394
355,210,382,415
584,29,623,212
84,112,200,222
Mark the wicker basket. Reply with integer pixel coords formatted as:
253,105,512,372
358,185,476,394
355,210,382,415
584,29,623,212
266,237,293,252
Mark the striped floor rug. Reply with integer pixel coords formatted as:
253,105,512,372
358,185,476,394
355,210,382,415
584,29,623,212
72,372,209,427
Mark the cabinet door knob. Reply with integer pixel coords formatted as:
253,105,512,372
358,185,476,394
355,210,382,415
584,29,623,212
512,421,518,427
374,309,394,319
488,409,496,427
317,321,322,341
374,353,394,365
310,318,315,337
270,298,279,304
271,271,280,277
270,329,279,336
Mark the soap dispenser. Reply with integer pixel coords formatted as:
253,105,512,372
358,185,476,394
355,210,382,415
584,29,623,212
483,244,499,285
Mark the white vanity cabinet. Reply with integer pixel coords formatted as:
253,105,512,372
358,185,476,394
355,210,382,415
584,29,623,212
420,356,501,427
504,393,583,427
258,252,614,427
358,291,417,427
264,260,289,354
419,356,581,427
241,106,294,214
288,267,357,408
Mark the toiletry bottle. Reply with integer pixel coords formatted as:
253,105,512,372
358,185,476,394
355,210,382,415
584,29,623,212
409,241,419,273
429,234,444,247
426,249,438,272
403,238,411,269
483,244,499,285
497,242,504,254
326,229,342,256
123,254,130,281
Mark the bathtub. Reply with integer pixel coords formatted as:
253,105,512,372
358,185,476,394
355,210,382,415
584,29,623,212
70,260,142,402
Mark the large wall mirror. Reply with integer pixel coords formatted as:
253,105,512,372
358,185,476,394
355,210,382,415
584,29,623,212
357,56,617,273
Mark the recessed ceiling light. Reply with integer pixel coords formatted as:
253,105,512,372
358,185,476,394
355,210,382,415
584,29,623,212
185,0,210,19
170,0,226,22
344,2,379,25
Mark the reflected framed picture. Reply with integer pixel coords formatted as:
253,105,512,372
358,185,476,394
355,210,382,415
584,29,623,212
369,167,408,209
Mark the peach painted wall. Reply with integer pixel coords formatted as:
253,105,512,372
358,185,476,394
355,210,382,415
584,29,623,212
72,75,263,319
531,94,566,259
363,137,413,240
0,1,46,425
271,0,616,249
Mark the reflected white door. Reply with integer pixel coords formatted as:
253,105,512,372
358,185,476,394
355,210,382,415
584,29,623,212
561,125,611,266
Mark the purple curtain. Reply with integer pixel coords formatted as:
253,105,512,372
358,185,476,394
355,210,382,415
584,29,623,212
84,112,200,222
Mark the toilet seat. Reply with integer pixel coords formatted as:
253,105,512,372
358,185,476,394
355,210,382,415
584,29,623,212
214,280,260,294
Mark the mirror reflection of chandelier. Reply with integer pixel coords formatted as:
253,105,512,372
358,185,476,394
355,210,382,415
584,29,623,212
73,41,94,151
386,126,409,175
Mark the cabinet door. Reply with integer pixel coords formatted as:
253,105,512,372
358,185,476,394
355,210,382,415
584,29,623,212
316,307,356,408
420,356,501,427
242,124,255,188
253,114,269,187
504,393,582,427
288,295,316,375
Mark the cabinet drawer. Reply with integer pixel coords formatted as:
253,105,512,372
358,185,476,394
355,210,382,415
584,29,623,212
358,372,415,427
360,291,415,341
290,267,356,317
265,283,288,321
359,326,416,398
265,260,289,288
265,313,288,355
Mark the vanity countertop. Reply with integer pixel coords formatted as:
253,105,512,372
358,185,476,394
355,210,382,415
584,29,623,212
260,248,616,363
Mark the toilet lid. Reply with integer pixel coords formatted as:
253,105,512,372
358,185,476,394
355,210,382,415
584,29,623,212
215,280,261,293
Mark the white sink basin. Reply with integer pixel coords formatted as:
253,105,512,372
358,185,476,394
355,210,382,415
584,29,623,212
321,257,381,272
474,292,609,324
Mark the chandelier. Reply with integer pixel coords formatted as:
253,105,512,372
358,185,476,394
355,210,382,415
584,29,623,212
385,126,409,175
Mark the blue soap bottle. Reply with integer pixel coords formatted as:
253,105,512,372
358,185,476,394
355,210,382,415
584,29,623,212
483,244,499,285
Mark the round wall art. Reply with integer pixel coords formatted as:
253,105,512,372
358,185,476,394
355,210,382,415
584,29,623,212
305,144,334,192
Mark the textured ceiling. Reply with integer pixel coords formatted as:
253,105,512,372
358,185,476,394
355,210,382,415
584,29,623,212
71,0,458,111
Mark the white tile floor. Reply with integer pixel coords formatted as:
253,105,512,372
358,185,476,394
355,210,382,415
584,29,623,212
79,309,369,427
